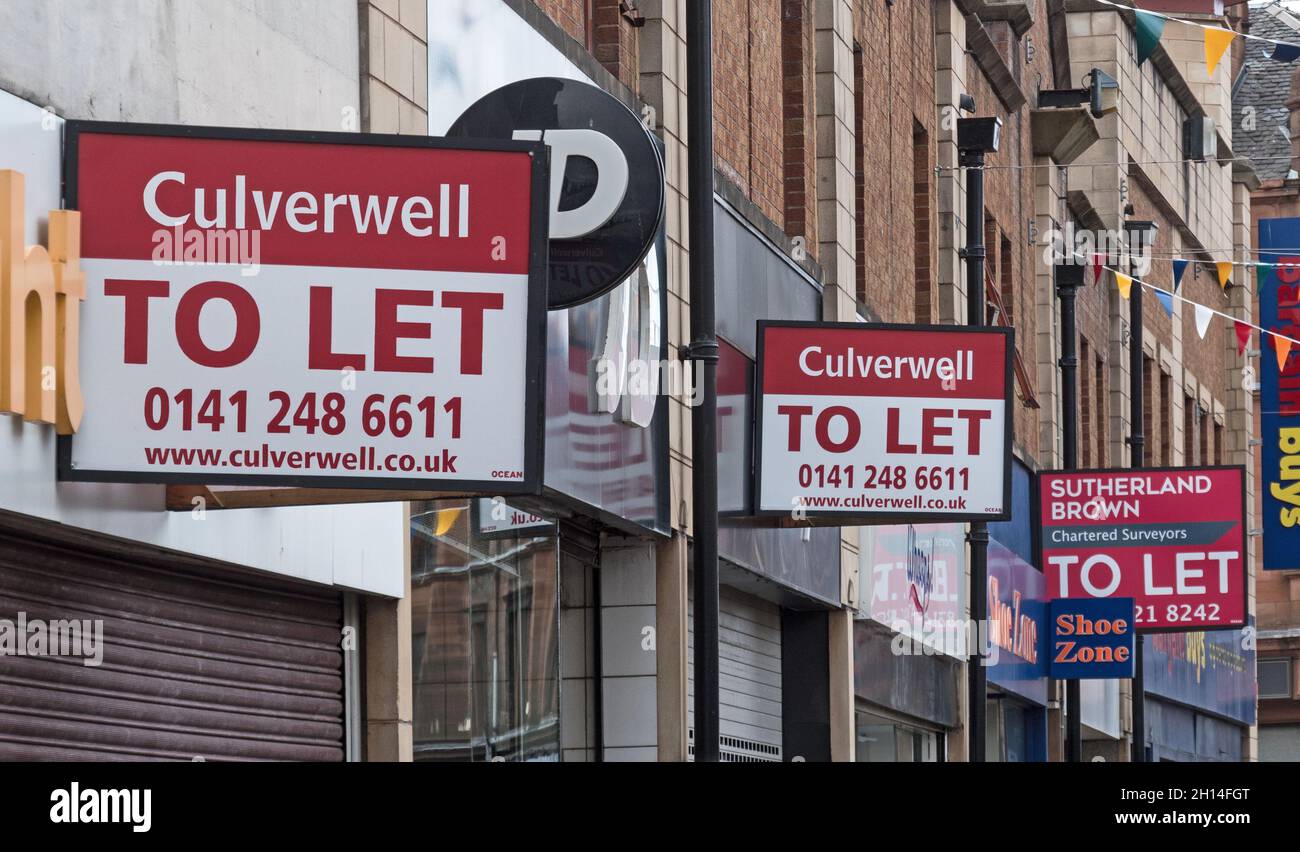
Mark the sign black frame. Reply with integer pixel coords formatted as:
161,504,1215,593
57,120,550,496
1032,463,1249,634
751,320,1015,525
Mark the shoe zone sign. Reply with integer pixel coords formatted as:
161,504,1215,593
1048,597,1135,680
61,123,548,491
754,322,1013,523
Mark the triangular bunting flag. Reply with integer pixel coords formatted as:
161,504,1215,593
1234,320,1252,356
434,507,463,536
1258,262,1275,289
1216,261,1233,290
1195,304,1214,339
1275,334,1294,372
1136,10,1167,66
1205,28,1236,77
1116,272,1132,299
1091,253,1103,287
1273,43,1300,63
1172,258,1189,291
1156,290,1174,316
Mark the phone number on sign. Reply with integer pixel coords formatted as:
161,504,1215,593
141,388,463,439
797,463,970,491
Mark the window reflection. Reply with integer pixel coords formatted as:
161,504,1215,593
411,500,560,762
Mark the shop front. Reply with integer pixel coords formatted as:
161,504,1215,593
415,0,855,763
415,0,674,763
986,461,1049,762
1141,624,1256,762
0,43,404,761
852,523,965,761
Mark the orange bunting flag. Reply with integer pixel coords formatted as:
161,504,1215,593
1216,261,1232,290
1204,28,1236,76
1276,334,1294,372
1116,272,1132,299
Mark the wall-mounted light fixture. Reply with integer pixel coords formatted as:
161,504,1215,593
1038,68,1120,119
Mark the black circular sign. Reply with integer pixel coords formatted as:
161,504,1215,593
448,77,666,309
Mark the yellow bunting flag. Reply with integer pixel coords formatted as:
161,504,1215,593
1116,272,1132,299
1216,261,1232,290
1204,28,1235,76
1277,334,1294,373
434,507,463,536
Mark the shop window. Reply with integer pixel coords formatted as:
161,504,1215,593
1080,338,1092,468
853,41,867,306
1260,659,1293,699
999,233,1013,325
782,1,815,252
1198,403,1209,465
1160,369,1172,466
410,500,561,762
1142,355,1155,465
854,709,941,762
913,120,933,324
1096,354,1107,467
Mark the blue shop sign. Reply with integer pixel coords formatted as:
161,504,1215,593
986,540,1047,706
1048,597,1135,680
1257,217,1300,570
1144,622,1257,726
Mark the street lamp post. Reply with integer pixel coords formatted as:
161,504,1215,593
957,113,1001,763
1125,219,1158,764
1057,262,1085,762
686,0,721,764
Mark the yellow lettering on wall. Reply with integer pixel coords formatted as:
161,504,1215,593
0,169,84,434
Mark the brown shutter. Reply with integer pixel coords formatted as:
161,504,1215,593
0,516,344,761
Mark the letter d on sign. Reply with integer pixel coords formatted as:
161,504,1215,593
513,129,629,239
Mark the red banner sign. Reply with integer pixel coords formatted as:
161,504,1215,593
61,123,548,492
755,322,1013,521
1037,466,1247,631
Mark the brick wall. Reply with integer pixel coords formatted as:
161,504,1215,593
712,0,785,227
781,0,817,255
959,12,1056,465
852,0,937,324
535,0,587,44
532,1,641,90
593,0,641,90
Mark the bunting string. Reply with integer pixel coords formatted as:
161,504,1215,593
1098,0,1300,54
941,156,1294,174
1058,247,1300,364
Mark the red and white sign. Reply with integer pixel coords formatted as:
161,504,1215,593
62,124,547,492
1038,466,1247,631
755,322,1012,520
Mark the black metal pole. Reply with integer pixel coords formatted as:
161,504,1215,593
962,147,988,763
1057,264,1084,763
686,0,721,764
1127,240,1147,765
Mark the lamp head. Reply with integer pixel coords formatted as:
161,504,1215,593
957,116,1003,154
1088,68,1120,118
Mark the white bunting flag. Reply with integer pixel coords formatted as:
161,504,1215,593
1195,304,1214,340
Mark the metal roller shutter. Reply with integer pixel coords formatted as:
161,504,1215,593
688,585,783,762
0,520,345,761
